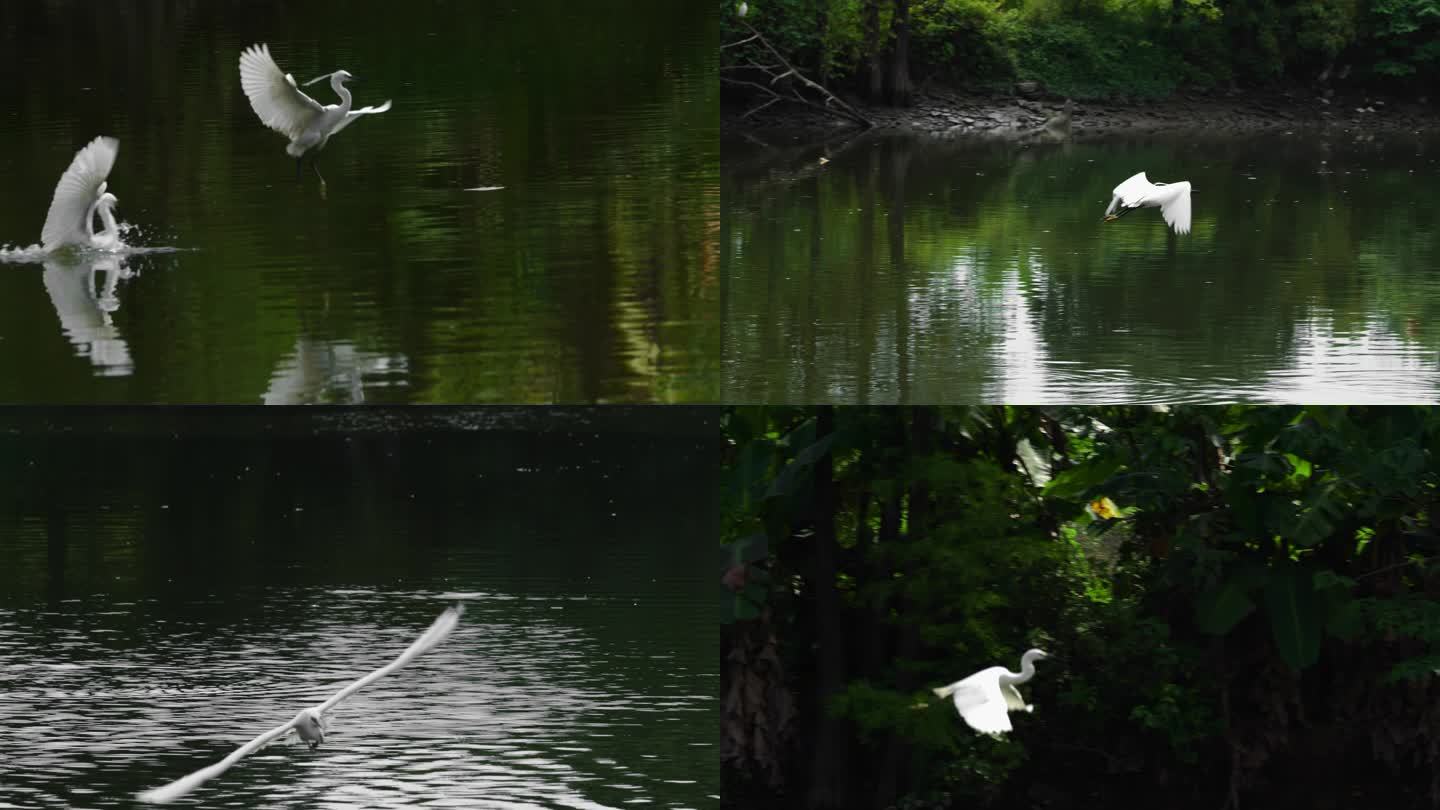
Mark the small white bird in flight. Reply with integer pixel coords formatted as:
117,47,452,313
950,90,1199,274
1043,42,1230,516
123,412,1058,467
932,648,1049,735
41,136,124,252
1103,171,1192,235
137,604,464,804
238,43,392,183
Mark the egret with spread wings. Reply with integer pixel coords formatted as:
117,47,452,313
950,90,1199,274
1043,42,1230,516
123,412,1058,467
137,604,463,804
932,648,1049,735
1103,171,1193,235
41,136,124,252
238,43,392,183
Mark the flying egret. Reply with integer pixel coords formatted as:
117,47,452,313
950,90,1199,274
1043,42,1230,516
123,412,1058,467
932,648,1049,735
137,604,463,804
41,136,123,252
1103,172,1192,235
238,43,392,184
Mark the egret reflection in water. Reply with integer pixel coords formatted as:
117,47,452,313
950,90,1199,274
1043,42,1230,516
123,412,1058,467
263,337,410,404
41,255,134,375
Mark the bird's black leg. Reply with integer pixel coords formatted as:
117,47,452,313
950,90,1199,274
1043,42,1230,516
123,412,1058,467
295,156,303,182
313,155,326,185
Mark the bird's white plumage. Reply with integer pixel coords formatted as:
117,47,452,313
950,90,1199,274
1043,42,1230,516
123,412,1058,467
1157,182,1192,235
238,44,325,147
935,666,1015,734
933,648,1047,736
1104,171,1193,235
137,604,464,804
41,136,119,251
238,43,392,164
329,98,393,137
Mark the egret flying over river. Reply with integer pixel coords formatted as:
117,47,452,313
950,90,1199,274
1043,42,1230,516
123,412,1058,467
932,648,1049,735
137,604,463,804
238,43,392,183
41,136,124,252
1103,171,1192,235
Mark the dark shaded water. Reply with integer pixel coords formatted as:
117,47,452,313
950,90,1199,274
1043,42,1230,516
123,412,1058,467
0,0,719,403
0,409,717,808
722,131,1440,403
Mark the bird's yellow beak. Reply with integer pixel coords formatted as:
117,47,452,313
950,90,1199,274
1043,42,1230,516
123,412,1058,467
1103,214,1118,222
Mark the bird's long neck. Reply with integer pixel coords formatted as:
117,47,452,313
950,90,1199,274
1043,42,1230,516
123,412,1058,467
85,199,100,240
1002,654,1037,686
332,76,353,112
97,201,119,239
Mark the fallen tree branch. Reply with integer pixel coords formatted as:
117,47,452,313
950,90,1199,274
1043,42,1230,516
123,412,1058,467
722,21,873,129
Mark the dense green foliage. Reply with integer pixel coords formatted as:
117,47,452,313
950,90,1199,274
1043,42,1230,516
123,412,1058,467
722,0,1440,99
721,406,1439,809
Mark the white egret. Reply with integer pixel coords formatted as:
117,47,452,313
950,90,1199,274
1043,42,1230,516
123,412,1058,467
932,648,1049,735
41,136,123,252
739,2,749,17
238,43,392,183
137,604,463,804
1103,171,1192,235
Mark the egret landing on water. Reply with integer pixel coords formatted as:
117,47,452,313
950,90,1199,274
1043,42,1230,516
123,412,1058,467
1103,171,1193,235
932,648,1049,735
41,136,124,252
238,43,392,186
136,604,464,804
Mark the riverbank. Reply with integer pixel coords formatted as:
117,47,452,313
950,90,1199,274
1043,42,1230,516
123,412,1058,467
723,85,1440,141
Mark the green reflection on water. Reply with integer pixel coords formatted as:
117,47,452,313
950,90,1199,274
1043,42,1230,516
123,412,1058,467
0,0,718,403
722,131,1440,403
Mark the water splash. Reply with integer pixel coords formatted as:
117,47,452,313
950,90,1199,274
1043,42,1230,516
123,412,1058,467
1,220,186,265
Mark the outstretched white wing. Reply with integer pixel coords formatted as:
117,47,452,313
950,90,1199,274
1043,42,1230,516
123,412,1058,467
1001,683,1030,712
136,715,301,804
41,136,118,251
937,667,1013,735
239,43,325,141
330,99,393,137
136,604,463,804
315,603,463,714
1158,181,1193,235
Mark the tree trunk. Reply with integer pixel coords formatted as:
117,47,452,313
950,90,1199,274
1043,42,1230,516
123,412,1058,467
864,0,884,102
887,0,913,106
871,408,937,806
805,407,850,809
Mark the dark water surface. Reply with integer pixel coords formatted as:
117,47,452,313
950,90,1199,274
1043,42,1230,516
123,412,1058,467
0,1,719,403
0,410,717,808
722,130,1440,403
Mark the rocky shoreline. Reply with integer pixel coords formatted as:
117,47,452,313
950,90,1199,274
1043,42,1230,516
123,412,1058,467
723,85,1440,141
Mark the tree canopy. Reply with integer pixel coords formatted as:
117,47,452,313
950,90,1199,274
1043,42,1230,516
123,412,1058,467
722,406,1439,809
722,0,1440,101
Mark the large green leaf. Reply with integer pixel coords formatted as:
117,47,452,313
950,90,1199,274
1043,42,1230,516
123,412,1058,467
1195,581,1256,636
1042,455,1123,500
1292,479,1345,546
1265,567,1322,670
